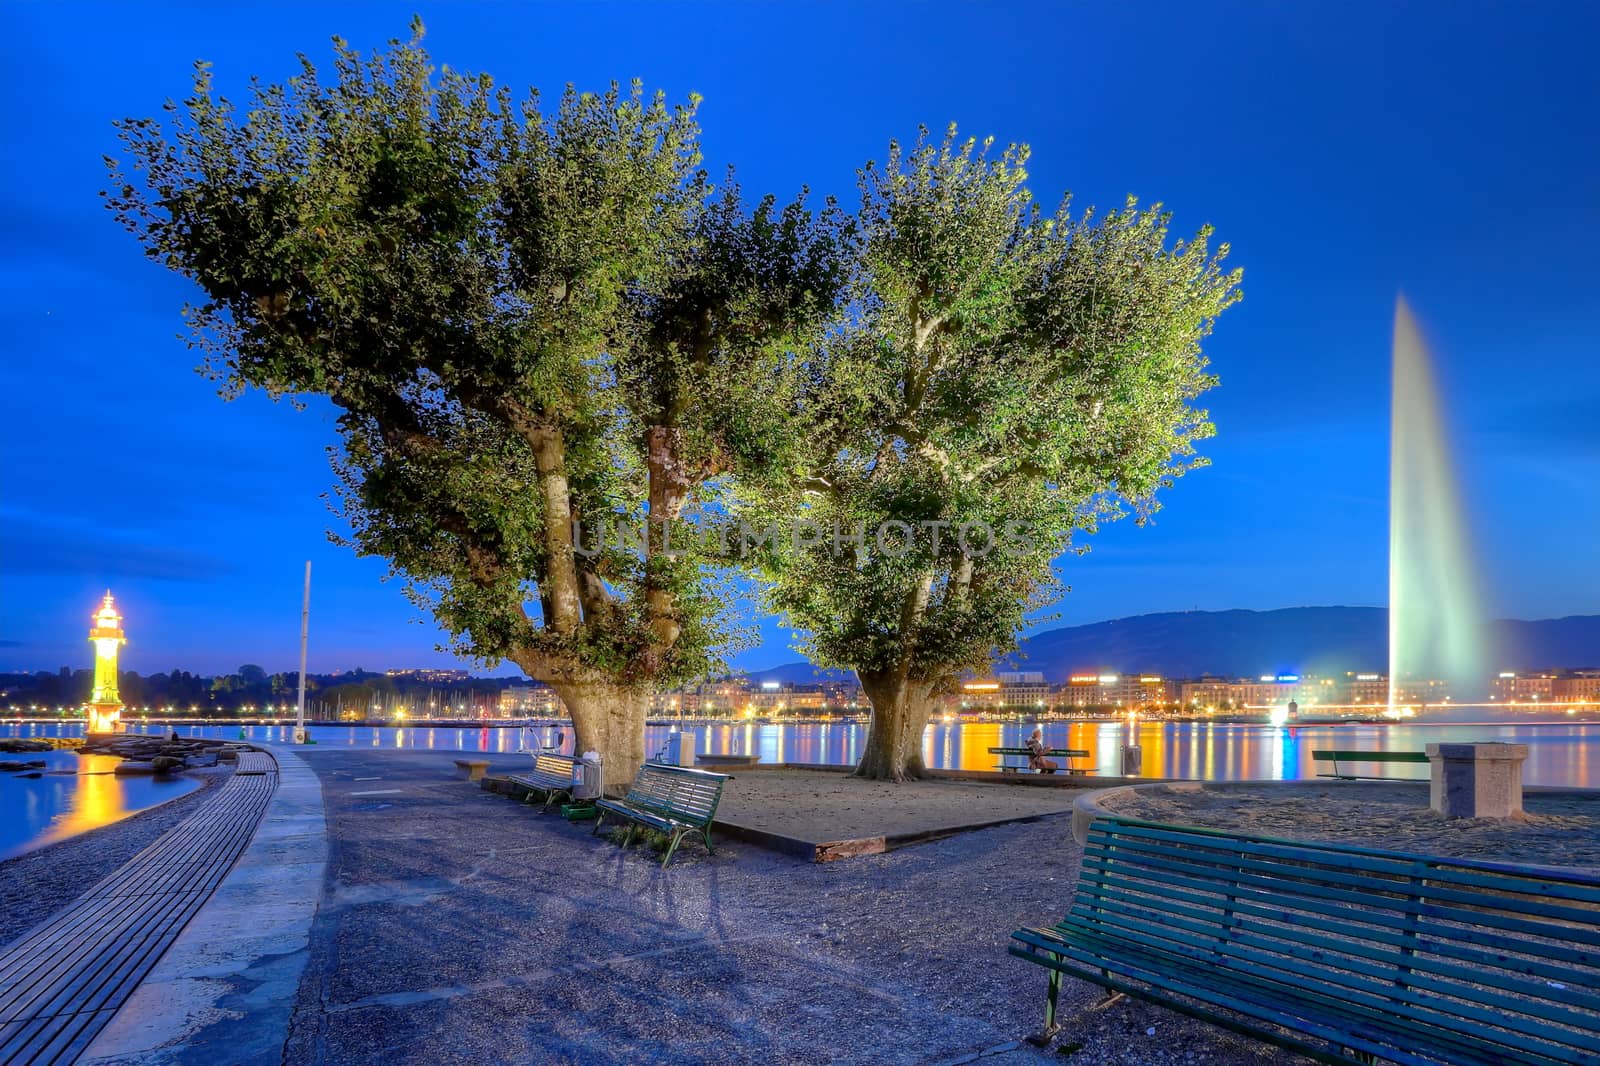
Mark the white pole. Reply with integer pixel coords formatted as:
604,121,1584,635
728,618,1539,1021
295,561,311,744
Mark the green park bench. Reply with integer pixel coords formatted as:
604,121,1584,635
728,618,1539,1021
988,746,1090,775
1312,748,1430,780
592,763,731,867
507,752,582,810
1010,815,1600,1065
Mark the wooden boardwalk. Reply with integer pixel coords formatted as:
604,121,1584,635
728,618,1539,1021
0,751,278,1064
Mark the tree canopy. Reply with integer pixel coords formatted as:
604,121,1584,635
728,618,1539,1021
739,128,1241,779
107,24,1237,786
106,22,844,782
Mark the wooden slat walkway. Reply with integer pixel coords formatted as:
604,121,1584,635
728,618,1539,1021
0,750,278,1065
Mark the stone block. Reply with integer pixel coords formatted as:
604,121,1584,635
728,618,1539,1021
1427,742,1528,819
453,758,490,782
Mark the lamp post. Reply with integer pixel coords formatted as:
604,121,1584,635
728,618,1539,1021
294,561,311,744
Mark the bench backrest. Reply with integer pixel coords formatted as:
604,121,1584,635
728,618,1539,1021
988,747,1090,758
625,764,731,826
533,752,578,779
1077,816,1600,1065
1311,749,1430,763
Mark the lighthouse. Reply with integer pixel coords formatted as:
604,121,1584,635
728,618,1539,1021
88,591,126,734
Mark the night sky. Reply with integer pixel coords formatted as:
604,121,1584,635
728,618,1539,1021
2,3,1596,677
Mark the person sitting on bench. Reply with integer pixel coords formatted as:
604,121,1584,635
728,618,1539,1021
1025,727,1058,774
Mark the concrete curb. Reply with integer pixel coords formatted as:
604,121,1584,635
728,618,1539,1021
1067,777,1459,844
716,809,1077,863
1069,781,1203,844
80,743,327,1065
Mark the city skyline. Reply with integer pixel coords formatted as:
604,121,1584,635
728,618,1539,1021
3,3,1598,676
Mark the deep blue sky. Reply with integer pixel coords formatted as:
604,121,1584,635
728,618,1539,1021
2,2,1597,677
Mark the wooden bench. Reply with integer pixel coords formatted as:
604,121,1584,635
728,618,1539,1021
506,752,581,809
988,746,1090,775
592,763,731,867
1312,749,1429,780
1010,815,1600,1065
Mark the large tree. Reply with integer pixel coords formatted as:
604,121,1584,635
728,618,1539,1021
742,129,1241,780
107,24,842,786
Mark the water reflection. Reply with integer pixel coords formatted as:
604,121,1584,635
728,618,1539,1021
0,750,201,860
6,720,1600,789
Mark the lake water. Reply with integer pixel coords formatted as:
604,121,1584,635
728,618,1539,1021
0,747,201,861
6,718,1599,788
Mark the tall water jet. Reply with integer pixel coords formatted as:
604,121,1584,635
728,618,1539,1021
1389,296,1485,709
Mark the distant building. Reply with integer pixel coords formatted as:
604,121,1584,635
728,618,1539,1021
957,674,1052,710
1343,672,1391,706
1390,678,1450,704
652,679,751,716
1556,671,1600,703
646,676,859,717
499,684,565,717
385,668,471,683
1058,673,1173,709
1490,672,1557,703
1180,674,1341,710
1494,670,1600,704
1179,677,1238,710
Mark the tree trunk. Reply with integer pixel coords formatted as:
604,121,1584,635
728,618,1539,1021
853,672,936,782
551,679,653,792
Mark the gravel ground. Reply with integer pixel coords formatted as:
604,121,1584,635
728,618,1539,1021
0,766,229,947
714,768,1082,842
284,749,1305,1066
1098,781,1600,868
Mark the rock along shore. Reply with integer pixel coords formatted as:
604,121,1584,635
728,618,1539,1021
75,732,261,776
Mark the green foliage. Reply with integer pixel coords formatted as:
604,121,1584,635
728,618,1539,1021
742,126,1241,689
105,23,843,691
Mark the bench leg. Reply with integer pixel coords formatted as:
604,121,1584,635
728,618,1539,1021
1089,988,1125,1011
622,823,639,848
1025,966,1063,1046
591,810,606,836
660,828,688,868
701,826,714,855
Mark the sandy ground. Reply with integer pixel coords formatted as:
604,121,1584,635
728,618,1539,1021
1099,781,1600,868
0,766,228,946
715,768,1086,843
275,748,1303,1066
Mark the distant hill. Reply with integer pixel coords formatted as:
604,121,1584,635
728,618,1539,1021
744,608,1600,684
1009,607,1392,679
1013,608,1600,679
743,661,855,685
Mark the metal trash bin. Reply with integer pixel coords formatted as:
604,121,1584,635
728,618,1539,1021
573,752,604,800
1121,744,1143,777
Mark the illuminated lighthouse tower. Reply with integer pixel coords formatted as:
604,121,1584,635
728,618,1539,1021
87,591,126,733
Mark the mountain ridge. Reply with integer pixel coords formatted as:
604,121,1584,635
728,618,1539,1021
743,607,1600,683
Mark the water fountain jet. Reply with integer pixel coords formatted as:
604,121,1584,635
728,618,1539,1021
1389,296,1485,712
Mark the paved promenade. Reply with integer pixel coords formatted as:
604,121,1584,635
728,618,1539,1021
2,746,1317,1064
271,748,1297,1066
